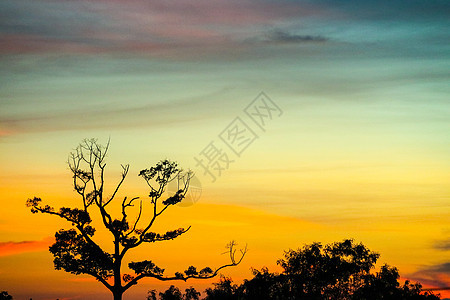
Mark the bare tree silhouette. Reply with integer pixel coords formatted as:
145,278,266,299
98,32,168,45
26,139,246,300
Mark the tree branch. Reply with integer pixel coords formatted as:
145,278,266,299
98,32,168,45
132,167,193,250
26,197,103,256
104,164,129,207
124,241,247,292
123,198,142,238
86,270,113,292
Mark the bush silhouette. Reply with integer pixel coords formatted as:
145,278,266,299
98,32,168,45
0,291,12,300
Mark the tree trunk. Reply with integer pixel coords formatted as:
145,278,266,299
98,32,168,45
113,236,123,300
113,291,122,300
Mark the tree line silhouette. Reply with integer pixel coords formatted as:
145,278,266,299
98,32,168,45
1,239,441,299
147,239,441,300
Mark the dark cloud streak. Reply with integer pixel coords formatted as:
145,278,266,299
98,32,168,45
265,30,328,44
434,239,450,251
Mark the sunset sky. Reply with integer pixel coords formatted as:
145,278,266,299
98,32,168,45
0,0,449,299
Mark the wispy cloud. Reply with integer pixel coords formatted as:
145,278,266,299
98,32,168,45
2,0,446,59
0,237,53,256
0,0,311,57
0,88,231,136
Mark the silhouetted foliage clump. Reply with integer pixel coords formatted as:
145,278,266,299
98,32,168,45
0,291,12,300
147,286,201,300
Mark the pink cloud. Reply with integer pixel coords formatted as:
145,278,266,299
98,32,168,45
0,34,104,55
0,127,16,137
0,237,54,256
93,0,308,26
0,0,322,57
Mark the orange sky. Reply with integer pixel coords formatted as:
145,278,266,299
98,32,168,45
0,102,448,298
